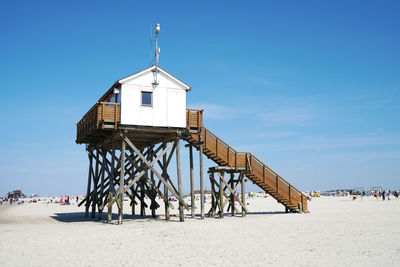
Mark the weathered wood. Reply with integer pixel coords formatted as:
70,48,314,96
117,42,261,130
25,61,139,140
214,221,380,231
219,171,224,218
230,172,235,216
241,171,246,217
103,142,175,209
97,148,106,220
118,133,126,224
91,149,100,218
189,145,195,218
176,138,184,222
140,181,146,216
107,191,112,223
199,132,205,219
216,171,248,213
148,146,157,218
121,135,190,211
85,152,93,217
210,173,215,218
163,143,170,221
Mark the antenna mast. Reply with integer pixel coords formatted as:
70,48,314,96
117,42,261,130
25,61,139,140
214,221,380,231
152,24,161,86
155,24,160,69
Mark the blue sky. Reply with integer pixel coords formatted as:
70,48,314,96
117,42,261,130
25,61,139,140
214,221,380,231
0,0,399,196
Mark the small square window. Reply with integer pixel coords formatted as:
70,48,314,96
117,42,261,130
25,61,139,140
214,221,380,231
141,91,152,106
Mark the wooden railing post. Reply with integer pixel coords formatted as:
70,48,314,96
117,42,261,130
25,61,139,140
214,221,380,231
235,152,237,169
204,129,207,149
101,103,104,128
301,195,304,212
114,104,118,129
289,184,292,203
216,137,218,157
187,110,191,128
276,176,279,193
197,111,201,130
263,166,265,182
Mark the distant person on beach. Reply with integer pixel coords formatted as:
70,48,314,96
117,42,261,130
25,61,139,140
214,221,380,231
382,190,386,201
394,191,399,199
76,196,79,203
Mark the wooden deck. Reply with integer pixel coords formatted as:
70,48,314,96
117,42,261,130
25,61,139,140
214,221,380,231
76,104,202,147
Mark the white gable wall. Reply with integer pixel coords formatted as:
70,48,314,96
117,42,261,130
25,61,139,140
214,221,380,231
120,69,187,128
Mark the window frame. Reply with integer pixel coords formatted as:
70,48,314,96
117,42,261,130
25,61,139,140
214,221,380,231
141,91,153,107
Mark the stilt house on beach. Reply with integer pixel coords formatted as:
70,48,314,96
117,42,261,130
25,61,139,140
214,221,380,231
76,27,309,224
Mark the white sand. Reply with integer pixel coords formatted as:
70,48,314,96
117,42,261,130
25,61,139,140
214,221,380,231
1,195,399,266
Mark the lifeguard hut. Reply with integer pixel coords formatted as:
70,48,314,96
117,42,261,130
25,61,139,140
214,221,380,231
76,25,309,224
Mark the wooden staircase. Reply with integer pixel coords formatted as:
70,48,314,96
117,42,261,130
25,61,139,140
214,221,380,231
185,126,310,213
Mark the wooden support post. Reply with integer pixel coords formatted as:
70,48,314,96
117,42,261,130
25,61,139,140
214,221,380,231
176,138,184,222
118,133,126,225
219,171,224,218
210,172,215,218
189,145,195,218
199,132,205,219
130,152,136,216
85,151,93,217
148,146,157,218
140,182,146,216
91,149,100,218
230,172,235,216
131,185,136,215
163,143,170,221
98,148,106,220
241,171,246,217
107,191,112,223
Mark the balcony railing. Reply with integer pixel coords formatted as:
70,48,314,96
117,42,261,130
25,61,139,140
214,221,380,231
77,105,204,142
76,102,120,142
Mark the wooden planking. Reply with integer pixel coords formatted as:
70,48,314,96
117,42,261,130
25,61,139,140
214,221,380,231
186,109,203,129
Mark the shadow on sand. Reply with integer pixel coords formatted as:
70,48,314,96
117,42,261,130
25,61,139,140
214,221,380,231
50,210,288,224
50,212,184,224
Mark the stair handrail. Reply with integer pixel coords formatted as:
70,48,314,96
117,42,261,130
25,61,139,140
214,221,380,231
247,152,311,200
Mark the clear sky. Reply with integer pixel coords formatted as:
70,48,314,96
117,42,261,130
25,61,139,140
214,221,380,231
0,0,399,196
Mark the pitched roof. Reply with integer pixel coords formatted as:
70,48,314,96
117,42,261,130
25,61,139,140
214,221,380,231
118,65,191,91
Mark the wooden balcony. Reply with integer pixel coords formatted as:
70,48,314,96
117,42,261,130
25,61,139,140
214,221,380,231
76,102,120,144
76,105,204,144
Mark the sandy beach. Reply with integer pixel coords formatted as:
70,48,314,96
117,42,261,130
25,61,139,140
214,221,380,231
0,195,399,266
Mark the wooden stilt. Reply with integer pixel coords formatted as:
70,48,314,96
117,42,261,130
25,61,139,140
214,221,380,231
210,172,215,218
131,184,136,215
189,145,195,218
140,181,146,216
149,146,157,218
91,149,100,218
107,191,112,223
199,132,205,219
118,133,126,224
241,171,246,217
163,143,170,221
176,138,184,222
219,171,224,218
85,151,93,217
230,172,235,216
98,148,106,220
